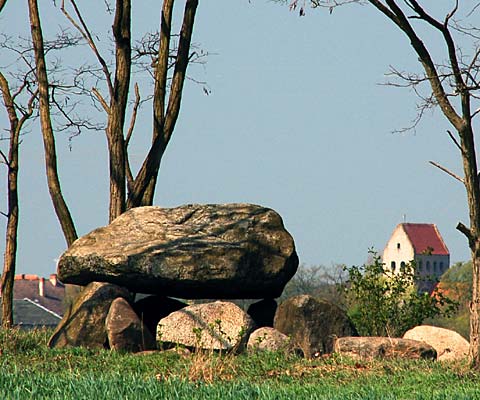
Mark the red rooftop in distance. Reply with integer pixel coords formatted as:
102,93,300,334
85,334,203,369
382,223,450,293
5,274,65,316
401,223,450,256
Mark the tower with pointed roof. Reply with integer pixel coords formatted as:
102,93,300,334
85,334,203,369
382,223,450,291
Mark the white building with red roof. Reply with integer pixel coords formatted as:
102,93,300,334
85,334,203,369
382,223,450,282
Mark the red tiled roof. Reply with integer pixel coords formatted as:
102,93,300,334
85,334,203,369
11,276,65,316
402,223,449,256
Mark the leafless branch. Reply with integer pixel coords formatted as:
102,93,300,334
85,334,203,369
0,148,8,165
92,87,109,113
123,81,141,204
15,89,38,136
407,0,465,96
471,107,480,119
429,160,464,184
444,0,459,26
466,2,480,18
446,129,462,153
457,221,474,243
390,94,434,134
308,0,364,13
132,32,209,82
125,99,144,191
125,82,140,149
11,79,31,103
103,0,113,13
60,0,114,97
0,0,7,14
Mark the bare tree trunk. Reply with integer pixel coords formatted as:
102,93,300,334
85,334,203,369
135,0,174,207
61,0,198,215
0,68,36,328
0,73,19,329
127,0,198,208
470,247,480,363
457,123,480,365
28,0,77,246
106,0,131,222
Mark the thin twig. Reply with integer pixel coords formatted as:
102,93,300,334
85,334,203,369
446,130,463,152
61,0,113,97
429,160,464,183
466,2,480,18
125,82,140,148
16,88,38,133
0,148,8,165
92,87,109,113
125,83,140,193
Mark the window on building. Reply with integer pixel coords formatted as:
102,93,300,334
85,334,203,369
439,262,444,272
397,243,401,250
391,261,396,273
400,261,406,272
433,262,437,273
426,261,431,272
418,261,423,271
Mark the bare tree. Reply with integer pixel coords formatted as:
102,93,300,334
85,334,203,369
0,73,36,328
0,0,201,322
298,0,480,367
21,0,200,303
59,0,200,221
25,0,201,234
0,0,40,328
23,0,201,228
29,0,78,246
0,0,89,324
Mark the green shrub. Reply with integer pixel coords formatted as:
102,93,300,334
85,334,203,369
342,252,458,337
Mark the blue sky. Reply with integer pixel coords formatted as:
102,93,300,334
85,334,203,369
0,1,474,278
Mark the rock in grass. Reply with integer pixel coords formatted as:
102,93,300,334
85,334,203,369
57,204,298,299
48,282,132,349
334,336,437,361
403,325,468,361
274,295,357,357
106,297,156,352
157,301,255,352
247,327,290,352
133,295,187,339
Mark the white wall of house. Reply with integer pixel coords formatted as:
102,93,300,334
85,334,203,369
382,225,415,274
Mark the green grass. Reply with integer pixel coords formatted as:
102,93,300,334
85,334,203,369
1,329,480,399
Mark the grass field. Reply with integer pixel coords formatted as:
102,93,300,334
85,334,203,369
1,329,479,399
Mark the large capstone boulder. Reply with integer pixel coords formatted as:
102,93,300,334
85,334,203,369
106,297,157,353
57,204,298,299
334,337,437,361
403,325,469,362
274,295,357,357
48,282,132,349
157,301,255,352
